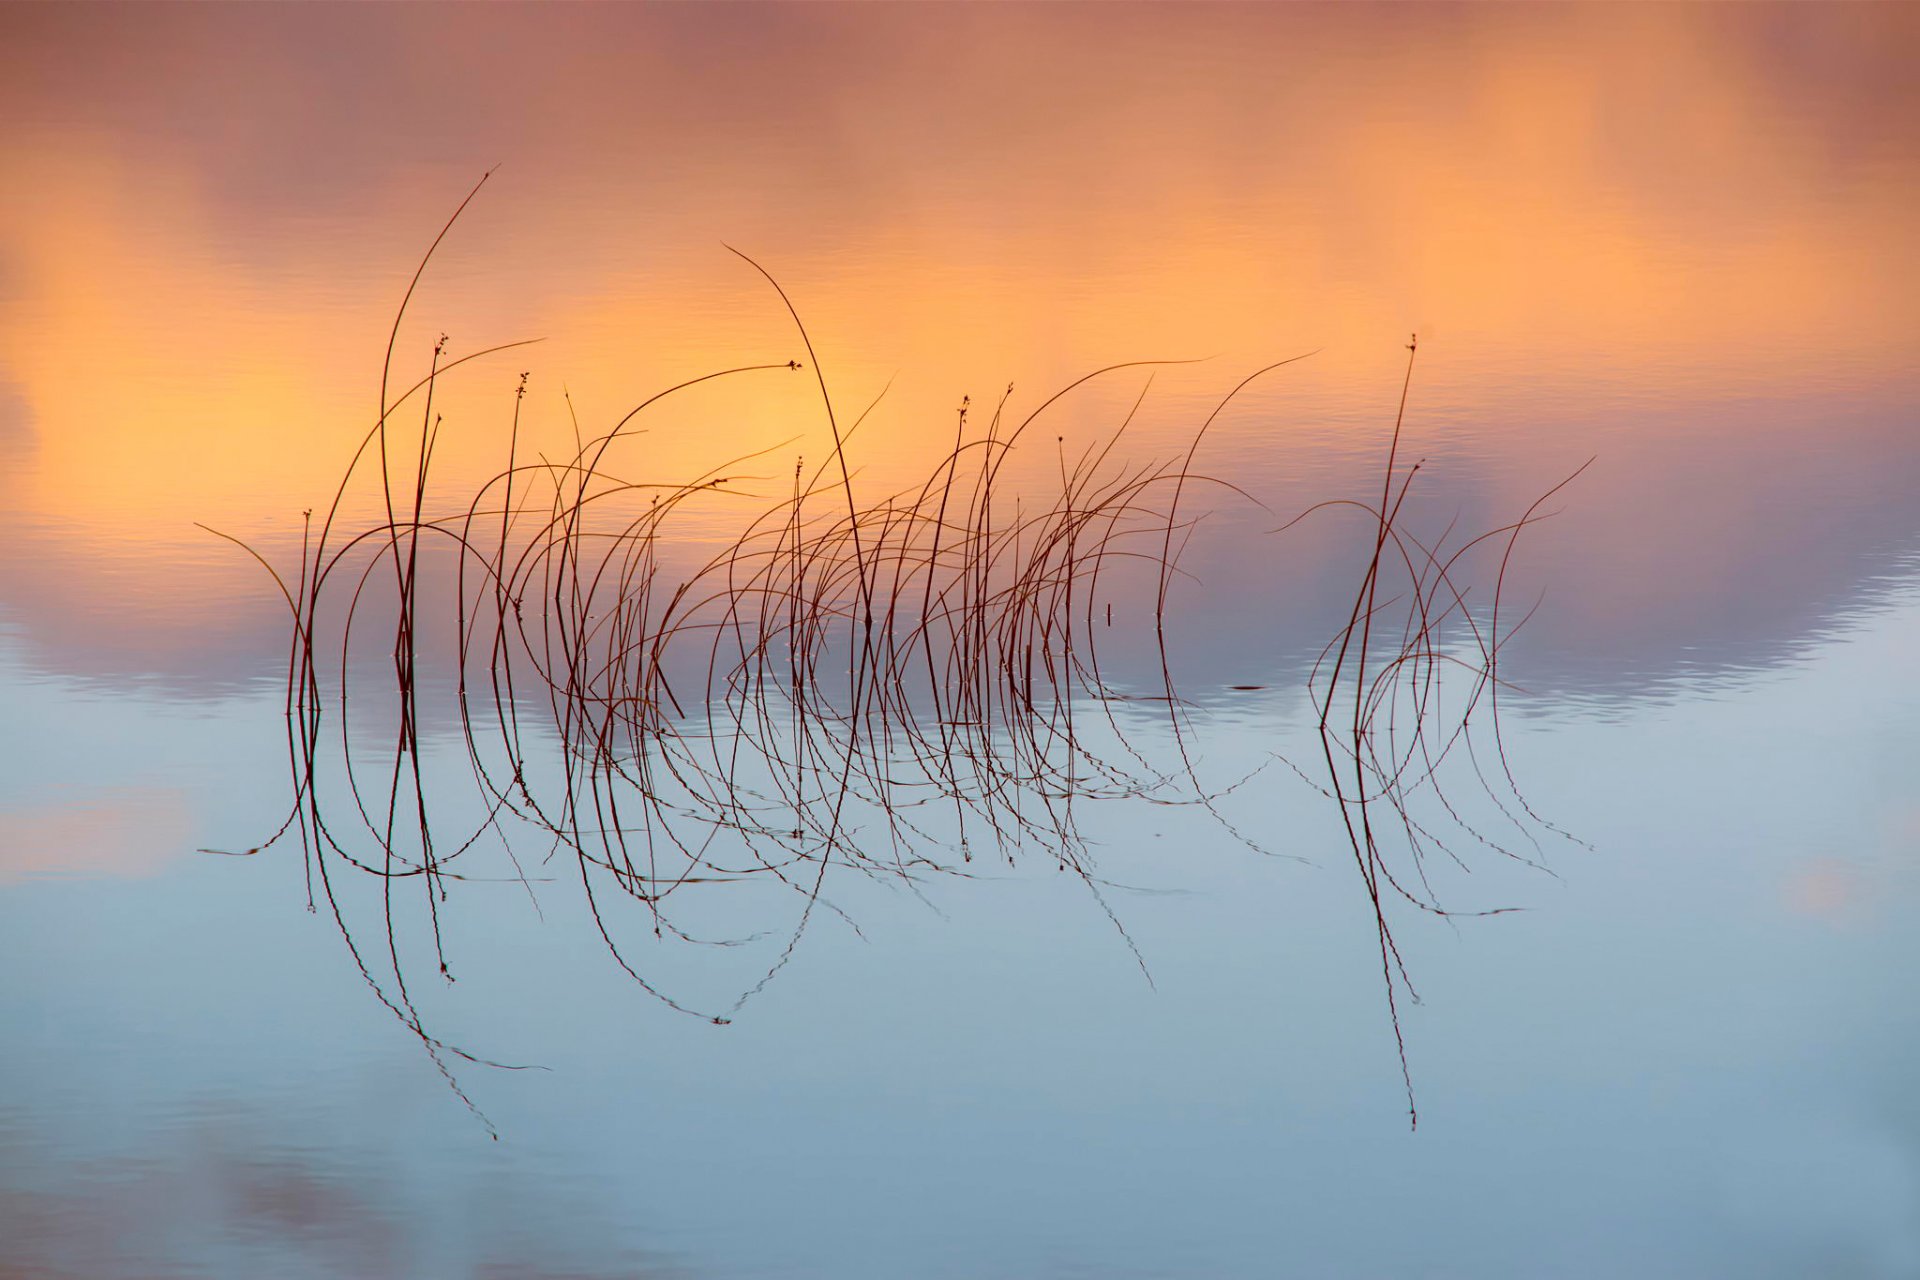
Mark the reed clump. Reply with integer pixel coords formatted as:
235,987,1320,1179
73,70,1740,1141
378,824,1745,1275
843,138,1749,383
210,177,1578,1132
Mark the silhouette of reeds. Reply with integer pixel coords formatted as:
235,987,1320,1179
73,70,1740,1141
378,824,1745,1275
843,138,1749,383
208,178,1580,1131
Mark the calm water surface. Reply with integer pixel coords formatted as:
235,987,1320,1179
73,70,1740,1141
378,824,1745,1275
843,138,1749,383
2,5,1917,1277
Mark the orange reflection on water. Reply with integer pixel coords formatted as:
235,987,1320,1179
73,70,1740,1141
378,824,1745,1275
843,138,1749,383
0,3,1913,689
0,786,193,883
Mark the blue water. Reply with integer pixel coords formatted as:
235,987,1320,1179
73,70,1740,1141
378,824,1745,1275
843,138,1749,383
4,575,1918,1277
4,5,1917,1276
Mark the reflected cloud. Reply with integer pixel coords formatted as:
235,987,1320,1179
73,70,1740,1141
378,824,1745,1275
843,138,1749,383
0,1104,697,1280
0,3,1914,704
1781,857,1868,927
0,785,194,884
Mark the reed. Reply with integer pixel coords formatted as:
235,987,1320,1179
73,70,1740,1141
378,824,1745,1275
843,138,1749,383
209,180,1579,1132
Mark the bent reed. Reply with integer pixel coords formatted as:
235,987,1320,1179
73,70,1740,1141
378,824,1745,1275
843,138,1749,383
210,176,1578,1132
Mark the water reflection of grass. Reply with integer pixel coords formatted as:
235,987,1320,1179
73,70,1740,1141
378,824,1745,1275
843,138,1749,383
205,177,1579,1132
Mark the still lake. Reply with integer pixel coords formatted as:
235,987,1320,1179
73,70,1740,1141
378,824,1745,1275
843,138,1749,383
3,6,1917,1277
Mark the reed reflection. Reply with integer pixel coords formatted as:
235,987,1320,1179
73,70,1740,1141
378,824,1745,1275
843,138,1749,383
209,192,1586,1129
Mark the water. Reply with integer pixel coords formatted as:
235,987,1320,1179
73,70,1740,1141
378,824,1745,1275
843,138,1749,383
3,6,1917,1277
